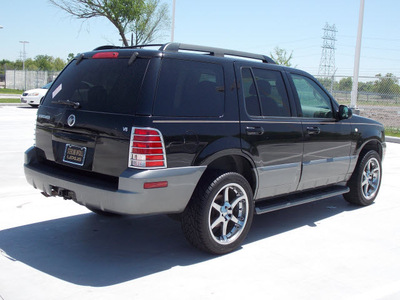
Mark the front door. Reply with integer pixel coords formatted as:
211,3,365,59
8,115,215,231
289,72,352,191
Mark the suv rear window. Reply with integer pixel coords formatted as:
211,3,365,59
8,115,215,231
42,57,149,115
154,58,225,117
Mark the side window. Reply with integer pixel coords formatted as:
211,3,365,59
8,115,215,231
241,67,290,117
291,74,333,118
241,68,261,116
154,59,224,117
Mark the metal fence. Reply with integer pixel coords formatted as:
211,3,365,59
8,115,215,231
1,69,398,129
4,69,60,90
316,75,400,129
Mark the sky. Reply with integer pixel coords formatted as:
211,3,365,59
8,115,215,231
1,0,400,78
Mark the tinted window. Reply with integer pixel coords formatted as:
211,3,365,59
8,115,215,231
154,59,225,117
241,68,261,116
241,67,290,117
43,58,149,115
291,74,333,118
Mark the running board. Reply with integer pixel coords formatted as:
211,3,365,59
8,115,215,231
255,185,350,215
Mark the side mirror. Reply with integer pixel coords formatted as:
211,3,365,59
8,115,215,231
338,105,352,120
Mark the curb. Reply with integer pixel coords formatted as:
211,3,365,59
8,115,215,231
386,136,400,144
0,103,29,107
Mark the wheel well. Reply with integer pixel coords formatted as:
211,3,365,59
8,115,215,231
359,140,383,161
201,155,257,194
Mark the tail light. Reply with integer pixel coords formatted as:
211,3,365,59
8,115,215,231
129,127,167,169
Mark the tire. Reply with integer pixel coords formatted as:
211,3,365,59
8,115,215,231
181,172,254,255
344,150,382,206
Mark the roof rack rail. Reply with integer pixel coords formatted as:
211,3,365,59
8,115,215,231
130,44,164,49
92,43,275,64
159,43,275,64
93,45,121,51
93,44,164,51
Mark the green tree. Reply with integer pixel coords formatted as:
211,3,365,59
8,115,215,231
358,81,374,93
14,60,23,70
0,59,17,70
25,58,39,70
270,46,294,67
338,77,352,91
129,0,170,45
67,53,75,62
317,77,333,90
35,55,54,71
373,73,400,98
54,57,66,70
1,56,66,71
49,0,169,46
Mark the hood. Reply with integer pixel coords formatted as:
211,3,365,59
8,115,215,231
23,88,48,96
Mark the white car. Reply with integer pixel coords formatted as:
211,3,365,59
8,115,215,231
20,82,52,107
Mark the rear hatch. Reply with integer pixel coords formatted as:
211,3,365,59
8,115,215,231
36,51,152,177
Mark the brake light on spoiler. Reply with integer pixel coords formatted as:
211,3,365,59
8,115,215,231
129,127,167,169
92,52,119,59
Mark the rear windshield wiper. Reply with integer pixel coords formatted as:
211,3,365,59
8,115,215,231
51,99,80,109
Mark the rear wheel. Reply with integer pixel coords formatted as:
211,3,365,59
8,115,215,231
181,172,254,254
344,150,382,206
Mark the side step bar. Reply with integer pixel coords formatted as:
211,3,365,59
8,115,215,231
255,185,350,215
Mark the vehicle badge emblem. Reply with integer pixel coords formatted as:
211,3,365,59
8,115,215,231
67,114,76,127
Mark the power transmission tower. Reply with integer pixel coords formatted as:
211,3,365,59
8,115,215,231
318,23,337,78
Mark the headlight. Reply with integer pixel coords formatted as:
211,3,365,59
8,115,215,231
28,92,40,96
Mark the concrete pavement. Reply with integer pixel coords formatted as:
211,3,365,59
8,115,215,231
0,106,399,300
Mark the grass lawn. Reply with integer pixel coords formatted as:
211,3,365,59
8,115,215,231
1,88,24,94
386,128,400,138
0,99,20,103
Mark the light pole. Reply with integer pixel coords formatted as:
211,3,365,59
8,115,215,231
350,0,365,110
19,41,29,90
171,0,176,42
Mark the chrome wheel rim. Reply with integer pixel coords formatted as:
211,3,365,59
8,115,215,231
208,183,249,245
361,157,381,200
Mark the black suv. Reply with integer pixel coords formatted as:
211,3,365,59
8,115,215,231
24,43,386,254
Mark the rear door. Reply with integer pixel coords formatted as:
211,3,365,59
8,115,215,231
288,72,352,190
235,63,303,200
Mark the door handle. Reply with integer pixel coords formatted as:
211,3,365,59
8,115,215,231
306,126,321,135
246,126,264,135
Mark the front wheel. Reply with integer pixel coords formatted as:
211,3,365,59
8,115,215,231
181,172,254,255
344,150,382,206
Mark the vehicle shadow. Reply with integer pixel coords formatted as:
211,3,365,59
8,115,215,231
246,195,358,244
18,105,37,109
0,195,358,287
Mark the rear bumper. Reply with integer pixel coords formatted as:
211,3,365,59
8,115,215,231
24,146,206,215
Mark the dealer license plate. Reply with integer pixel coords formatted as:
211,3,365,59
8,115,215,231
63,144,87,166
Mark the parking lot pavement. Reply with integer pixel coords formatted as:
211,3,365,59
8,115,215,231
0,106,399,300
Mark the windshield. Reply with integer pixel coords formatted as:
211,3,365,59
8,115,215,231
42,57,149,114
42,82,52,89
